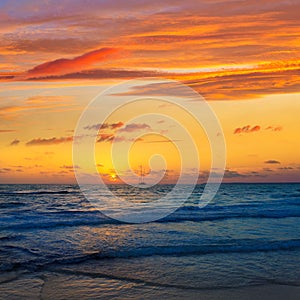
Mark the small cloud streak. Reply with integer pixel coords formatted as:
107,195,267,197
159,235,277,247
84,122,124,131
266,126,282,131
26,136,73,146
0,168,11,173
234,125,261,134
60,165,81,170
224,169,247,178
234,125,283,135
97,134,144,143
97,133,115,143
0,129,16,133
118,123,151,133
264,160,281,164
278,166,293,170
94,122,152,143
10,139,20,146
143,139,181,144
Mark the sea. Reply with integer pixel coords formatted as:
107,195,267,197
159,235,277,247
0,183,299,299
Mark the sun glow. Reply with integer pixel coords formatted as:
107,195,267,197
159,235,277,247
110,174,117,180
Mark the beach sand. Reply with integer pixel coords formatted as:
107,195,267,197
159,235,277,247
1,271,299,300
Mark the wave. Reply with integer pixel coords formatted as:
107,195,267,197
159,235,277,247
51,268,300,292
2,239,300,273
1,206,299,231
0,234,22,241
0,214,117,231
64,239,300,260
270,192,300,199
161,212,300,223
0,202,26,208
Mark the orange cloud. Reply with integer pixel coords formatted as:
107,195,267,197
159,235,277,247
234,124,284,134
97,133,115,143
26,48,119,77
2,58,300,101
250,125,261,132
183,64,300,100
234,125,261,134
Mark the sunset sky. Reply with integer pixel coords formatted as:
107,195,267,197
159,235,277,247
0,0,299,184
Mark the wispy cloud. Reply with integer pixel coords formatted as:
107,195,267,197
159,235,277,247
0,168,11,173
96,134,143,143
60,165,81,171
26,136,73,146
10,139,20,146
1,0,299,101
118,123,151,133
24,68,165,81
97,133,115,143
84,122,124,131
92,62,300,100
224,169,247,178
264,160,281,164
0,95,75,118
0,129,16,133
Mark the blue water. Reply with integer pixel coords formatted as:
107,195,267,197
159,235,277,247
0,184,300,299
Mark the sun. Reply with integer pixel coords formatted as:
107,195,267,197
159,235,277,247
110,173,117,181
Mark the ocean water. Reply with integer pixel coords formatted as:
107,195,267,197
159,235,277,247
0,183,299,299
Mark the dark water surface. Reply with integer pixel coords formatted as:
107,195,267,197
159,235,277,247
0,183,299,299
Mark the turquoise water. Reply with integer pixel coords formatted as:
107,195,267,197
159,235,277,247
0,183,299,299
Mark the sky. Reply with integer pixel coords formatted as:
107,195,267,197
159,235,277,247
0,0,299,184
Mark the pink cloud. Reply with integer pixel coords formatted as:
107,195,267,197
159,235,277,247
26,48,119,77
